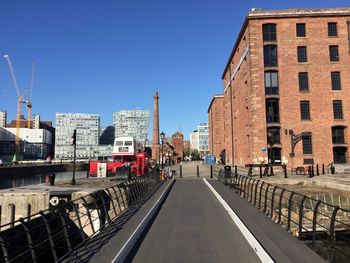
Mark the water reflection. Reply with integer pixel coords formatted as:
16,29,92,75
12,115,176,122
0,171,88,190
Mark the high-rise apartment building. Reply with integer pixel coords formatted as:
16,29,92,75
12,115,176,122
113,110,150,144
190,130,199,151
0,111,6,128
217,8,350,167
55,113,100,160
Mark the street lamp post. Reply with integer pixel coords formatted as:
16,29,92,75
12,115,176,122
160,131,165,170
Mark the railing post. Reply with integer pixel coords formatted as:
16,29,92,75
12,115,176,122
197,164,199,178
250,179,255,203
210,165,213,178
277,188,286,224
19,218,37,263
39,211,58,262
259,165,262,178
328,206,340,262
284,164,288,178
258,182,265,210
312,200,322,250
287,192,295,231
298,195,307,237
0,235,9,263
263,184,271,214
254,180,259,205
270,186,277,219
180,165,182,178
8,204,15,228
56,207,73,252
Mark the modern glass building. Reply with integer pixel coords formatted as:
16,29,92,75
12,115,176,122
55,113,100,160
113,110,150,144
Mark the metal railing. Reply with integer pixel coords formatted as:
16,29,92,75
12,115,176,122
0,169,161,263
215,169,350,263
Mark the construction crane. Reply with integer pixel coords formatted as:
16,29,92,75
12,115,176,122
4,54,29,157
27,62,35,129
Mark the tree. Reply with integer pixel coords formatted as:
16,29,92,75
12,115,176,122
191,149,200,160
184,148,191,157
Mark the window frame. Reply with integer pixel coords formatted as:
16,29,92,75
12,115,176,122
300,101,311,120
332,126,346,144
266,99,280,123
333,100,344,120
264,71,279,95
298,72,309,91
296,23,306,37
302,132,313,154
329,45,339,62
262,24,277,41
297,46,308,63
264,45,278,67
331,71,341,90
328,22,338,37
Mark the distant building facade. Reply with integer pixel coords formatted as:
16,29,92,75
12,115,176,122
55,113,100,160
208,94,225,160
113,110,150,144
190,130,199,151
0,127,52,159
198,123,209,158
0,111,6,128
217,8,350,166
172,132,184,162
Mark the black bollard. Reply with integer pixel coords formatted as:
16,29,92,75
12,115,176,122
197,164,199,178
234,165,238,177
312,164,315,177
284,164,288,178
322,164,325,175
259,165,262,178
270,165,274,176
49,173,56,186
331,165,335,174
316,164,320,176
210,165,213,178
308,165,312,178
180,165,182,178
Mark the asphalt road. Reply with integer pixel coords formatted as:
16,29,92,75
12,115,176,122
131,179,259,263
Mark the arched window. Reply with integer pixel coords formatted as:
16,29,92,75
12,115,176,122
263,24,276,41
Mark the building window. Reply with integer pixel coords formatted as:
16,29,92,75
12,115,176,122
299,72,309,91
264,71,278,95
333,100,343,119
266,99,279,123
264,45,278,67
328,22,338,36
332,126,345,144
263,24,276,41
331,72,341,90
302,132,313,154
267,127,280,144
296,23,306,37
300,101,311,120
303,158,314,164
329,45,339,61
297,46,307,62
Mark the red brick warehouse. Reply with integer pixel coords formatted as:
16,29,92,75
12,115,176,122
210,8,350,168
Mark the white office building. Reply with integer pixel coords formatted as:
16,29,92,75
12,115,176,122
55,113,100,160
0,127,52,158
0,111,6,128
190,123,209,158
113,110,150,143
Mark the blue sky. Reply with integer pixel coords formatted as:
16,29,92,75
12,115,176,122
0,0,348,139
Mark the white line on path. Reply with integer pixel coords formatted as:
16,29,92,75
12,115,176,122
203,178,275,263
111,179,175,263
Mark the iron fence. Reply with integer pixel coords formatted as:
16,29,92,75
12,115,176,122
0,169,161,263
215,169,350,263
